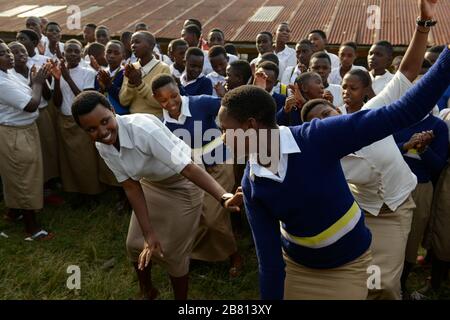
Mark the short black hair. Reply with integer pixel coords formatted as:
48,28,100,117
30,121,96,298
96,25,110,32
168,38,188,52
135,22,148,31
224,43,238,56
209,28,224,38
297,39,313,48
151,74,177,92
133,31,155,47
72,91,113,126
184,19,202,30
121,31,133,40
106,40,124,51
257,31,273,42
301,98,335,122
341,41,357,51
422,59,432,69
85,23,97,29
45,22,61,31
310,51,331,65
257,61,279,79
183,24,201,39
185,46,204,59
309,29,327,40
229,60,252,84
345,69,372,88
294,72,321,93
86,42,105,56
427,45,445,54
258,52,279,66
65,39,83,48
374,40,393,57
18,29,39,45
222,85,277,127
208,45,227,59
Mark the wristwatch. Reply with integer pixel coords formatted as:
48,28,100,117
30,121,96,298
220,193,234,207
416,17,437,28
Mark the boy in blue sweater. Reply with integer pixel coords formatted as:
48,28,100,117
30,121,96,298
152,74,242,278
219,45,450,300
181,47,213,96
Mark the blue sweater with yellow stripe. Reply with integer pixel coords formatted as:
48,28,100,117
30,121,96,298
242,46,450,300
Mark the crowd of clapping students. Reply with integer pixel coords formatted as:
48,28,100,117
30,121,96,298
1,0,450,300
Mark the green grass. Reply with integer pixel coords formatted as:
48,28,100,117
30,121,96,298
1,191,449,300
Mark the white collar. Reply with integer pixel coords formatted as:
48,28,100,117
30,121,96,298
170,64,183,78
277,45,290,56
139,58,158,77
106,66,121,76
249,126,301,183
180,72,201,87
163,95,191,125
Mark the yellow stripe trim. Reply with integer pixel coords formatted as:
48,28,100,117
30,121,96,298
281,201,360,247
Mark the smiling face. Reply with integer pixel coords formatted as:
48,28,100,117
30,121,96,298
64,43,82,68
9,43,28,67
0,43,15,72
341,74,368,110
210,53,228,77
78,103,118,145
185,54,204,81
153,82,182,118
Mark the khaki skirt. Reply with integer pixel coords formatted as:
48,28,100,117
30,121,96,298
56,113,105,195
36,106,59,182
284,250,372,300
126,174,204,277
191,164,237,261
429,163,450,261
0,123,43,210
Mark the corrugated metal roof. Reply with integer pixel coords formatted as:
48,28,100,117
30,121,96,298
0,0,448,47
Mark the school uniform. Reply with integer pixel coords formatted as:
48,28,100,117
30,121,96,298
273,92,301,126
95,66,129,116
35,34,49,56
96,114,202,277
394,115,449,265
0,70,43,210
371,70,394,95
437,85,450,110
251,53,287,81
169,63,183,80
280,65,302,85
56,64,105,195
325,83,344,107
276,45,297,70
206,71,225,97
119,58,170,118
324,50,340,70
329,65,367,85
243,48,450,300
11,67,59,182
163,95,237,262
202,52,238,77
27,53,48,69
180,72,213,96
43,42,64,60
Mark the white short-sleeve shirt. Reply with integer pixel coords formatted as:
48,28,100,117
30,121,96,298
27,54,48,69
325,50,340,70
276,45,297,70
59,65,96,115
43,42,64,60
10,68,48,109
329,65,367,85
340,71,418,215
325,83,343,107
0,70,38,126
206,71,226,97
96,114,193,183
370,70,394,95
281,65,302,85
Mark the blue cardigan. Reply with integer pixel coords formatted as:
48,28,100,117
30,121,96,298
243,46,450,300
182,76,213,96
164,95,228,166
394,115,449,183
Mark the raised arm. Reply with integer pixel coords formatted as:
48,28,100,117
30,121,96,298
399,0,438,82
307,46,450,160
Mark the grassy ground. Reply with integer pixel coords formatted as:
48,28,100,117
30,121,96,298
0,190,449,300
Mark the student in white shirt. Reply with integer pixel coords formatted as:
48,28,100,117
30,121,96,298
250,32,275,72
167,39,188,80
203,29,239,78
307,29,340,70
281,39,314,85
16,29,48,69
309,52,343,107
50,39,105,204
0,42,53,240
206,46,229,97
71,91,242,299
44,22,64,60
25,16,48,55
274,23,297,70
329,42,367,85
368,41,395,95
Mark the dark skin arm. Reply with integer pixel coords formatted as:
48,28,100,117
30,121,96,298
399,0,438,82
24,64,51,113
50,60,62,107
60,58,82,96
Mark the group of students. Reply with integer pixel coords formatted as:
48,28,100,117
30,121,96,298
1,0,450,300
